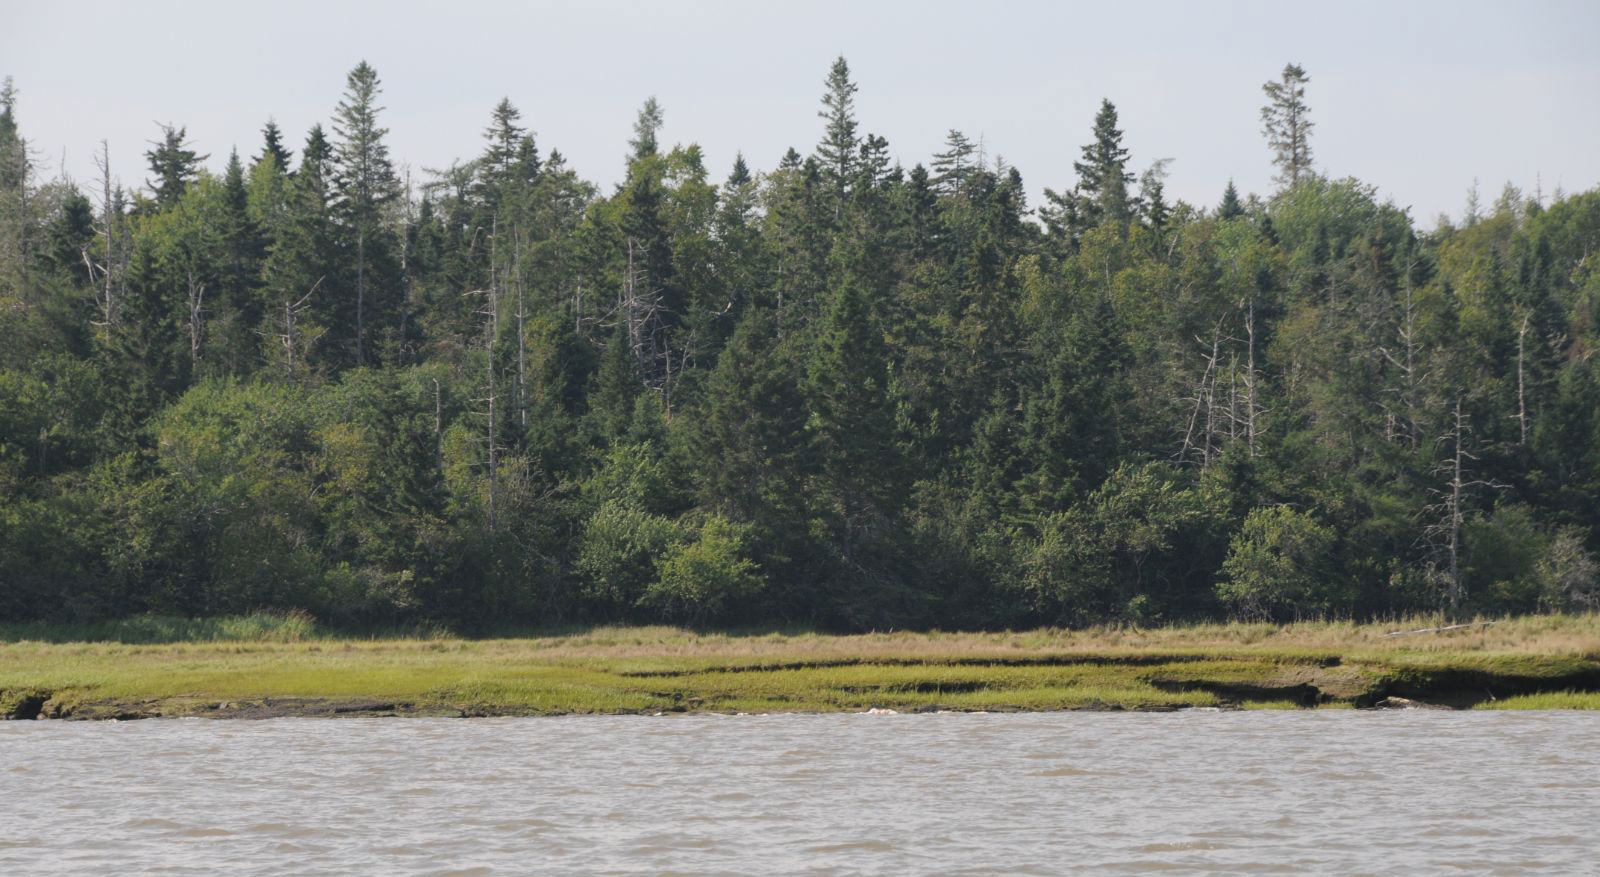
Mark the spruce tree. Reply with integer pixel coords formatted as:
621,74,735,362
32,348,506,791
816,56,859,208
257,119,293,171
1219,180,1246,219
590,317,639,442
1139,159,1172,232
332,61,400,366
690,307,812,522
260,125,337,376
479,98,525,209
931,129,976,194
1261,63,1314,188
807,278,897,512
145,124,207,208
628,96,663,160
1073,99,1134,227
215,149,266,372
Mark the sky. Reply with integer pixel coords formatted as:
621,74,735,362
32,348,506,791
6,0,1599,226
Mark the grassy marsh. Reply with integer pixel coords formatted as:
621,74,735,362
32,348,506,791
3,614,1598,719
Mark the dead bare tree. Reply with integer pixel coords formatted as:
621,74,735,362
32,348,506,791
467,268,501,532
514,229,528,430
1241,294,1264,456
1177,318,1227,468
1514,312,1530,446
185,268,206,365
85,140,120,328
268,276,322,375
1421,396,1505,612
1377,259,1427,449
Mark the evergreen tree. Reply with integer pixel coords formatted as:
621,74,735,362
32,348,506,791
1219,180,1246,219
690,308,812,523
816,56,859,209
1261,63,1314,188
629,96,663,160
257,119,293,171
479,97,526,209
145,124,208,209
807,278,897,512
590,317,639,441
1139,159,1172,232
931,129,977,194
214,149,266,372
260,125,337,376
331,61,401,366
1073,99,1134,227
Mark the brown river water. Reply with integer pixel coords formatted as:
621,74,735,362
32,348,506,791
2,711,1596,875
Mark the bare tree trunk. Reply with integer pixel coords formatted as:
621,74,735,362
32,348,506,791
96,141,117,327
355,230,366,365
1245,296,1259,456
433,377,443,471
187,269,206,365
276,277,320,377
1515,312,1530,446
396,168,413,365
1179,329,1222,468
515,232,527,430
482,230,500,533
1447,397,1465,611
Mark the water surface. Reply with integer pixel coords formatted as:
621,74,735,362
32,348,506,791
3,711,1595,875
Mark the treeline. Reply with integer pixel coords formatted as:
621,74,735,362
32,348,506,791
0,61,1597,630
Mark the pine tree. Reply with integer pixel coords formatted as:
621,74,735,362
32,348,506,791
145,124,207,209
1261,63,1314,188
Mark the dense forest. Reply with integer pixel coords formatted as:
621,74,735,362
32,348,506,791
1,59,1597,631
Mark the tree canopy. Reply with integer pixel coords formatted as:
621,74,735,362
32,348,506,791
1,60,1597,631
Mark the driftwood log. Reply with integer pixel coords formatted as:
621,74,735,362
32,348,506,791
1383,621,1497,638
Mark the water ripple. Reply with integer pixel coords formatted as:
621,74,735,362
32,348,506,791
2,712,1597,875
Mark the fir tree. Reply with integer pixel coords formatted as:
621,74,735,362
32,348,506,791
331,60,400,366
1073,99,1134,227
807,278,897,511
215,149,266,372
260,125,337,376
145,124,208,208
257,119,293,171
690,307,812,522
1219,180,1246,219
816,56,859,208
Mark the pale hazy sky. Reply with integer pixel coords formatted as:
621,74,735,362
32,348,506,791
6,0,1598,224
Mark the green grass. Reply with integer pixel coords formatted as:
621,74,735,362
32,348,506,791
0,611,328,644
3,614,1598,718
1477,690,1600,710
